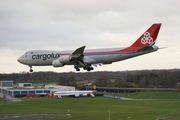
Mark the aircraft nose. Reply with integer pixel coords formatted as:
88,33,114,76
17,56,23,63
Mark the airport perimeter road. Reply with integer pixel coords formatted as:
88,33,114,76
0,114,69,120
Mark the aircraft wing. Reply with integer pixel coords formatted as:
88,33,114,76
70,46,86,60
69,46,86,68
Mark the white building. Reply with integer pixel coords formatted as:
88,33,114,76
17,83,32,88
44,84,75,93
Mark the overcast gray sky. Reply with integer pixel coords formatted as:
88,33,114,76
0,0,180,73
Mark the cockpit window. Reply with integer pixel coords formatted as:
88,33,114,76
25,52,27,57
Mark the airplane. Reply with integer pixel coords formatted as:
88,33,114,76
17,23,161,72
54,90,96,98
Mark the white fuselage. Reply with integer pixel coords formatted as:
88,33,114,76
54,90,95,97
17,46,158,67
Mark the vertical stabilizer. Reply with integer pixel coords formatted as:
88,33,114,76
131,23,161,48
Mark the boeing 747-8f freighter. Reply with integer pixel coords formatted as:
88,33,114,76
18,23,161,72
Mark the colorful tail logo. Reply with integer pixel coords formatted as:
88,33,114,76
131,23,161,48
141,32,153,45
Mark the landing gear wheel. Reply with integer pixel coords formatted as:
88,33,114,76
29,69,33,72
74,65,80,71
29,66,33,72
76,68,80,71
86,65,94,71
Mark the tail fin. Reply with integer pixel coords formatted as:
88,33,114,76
91,84,97,90
131,23,161,48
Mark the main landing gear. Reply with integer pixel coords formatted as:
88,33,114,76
74,65,80,71
29,65,33,72
74,64,94,72
85,64,94,71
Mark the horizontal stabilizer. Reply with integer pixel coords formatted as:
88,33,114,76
137,46,155,52
90,93,95,97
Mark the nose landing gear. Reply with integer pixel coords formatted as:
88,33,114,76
29,66,33,72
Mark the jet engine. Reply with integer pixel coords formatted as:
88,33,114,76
52,59,64,67
82,93,88,96
59,55,71,63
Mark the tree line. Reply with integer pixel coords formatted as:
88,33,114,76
0,69,180,88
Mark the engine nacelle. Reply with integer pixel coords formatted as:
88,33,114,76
82,93,88,96
59,55,71,63
52,59,64,67
75,94,80,97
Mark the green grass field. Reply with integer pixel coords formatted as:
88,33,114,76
0,92,180,120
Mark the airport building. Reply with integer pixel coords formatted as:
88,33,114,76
45,84,75,91
9,89,51,97
17,83,32,88
0,81,75,97
0,81,13,87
